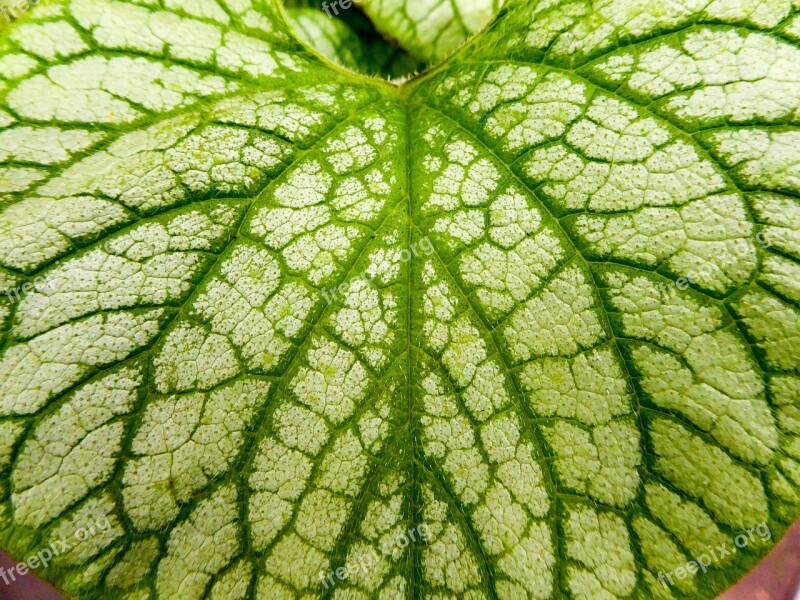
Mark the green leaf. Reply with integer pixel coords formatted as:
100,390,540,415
286,7,423,78
0,0,799,599
356,0,503,62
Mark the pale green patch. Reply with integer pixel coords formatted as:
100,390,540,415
564,506,636,598
357,0,503,62
644,483,729,560
12,365,142,527
1,0,799,598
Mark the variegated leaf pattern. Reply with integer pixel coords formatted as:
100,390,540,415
0,0,799,599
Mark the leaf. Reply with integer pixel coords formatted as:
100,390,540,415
286,7,423,78
0,0,799,599
356,0,504,62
